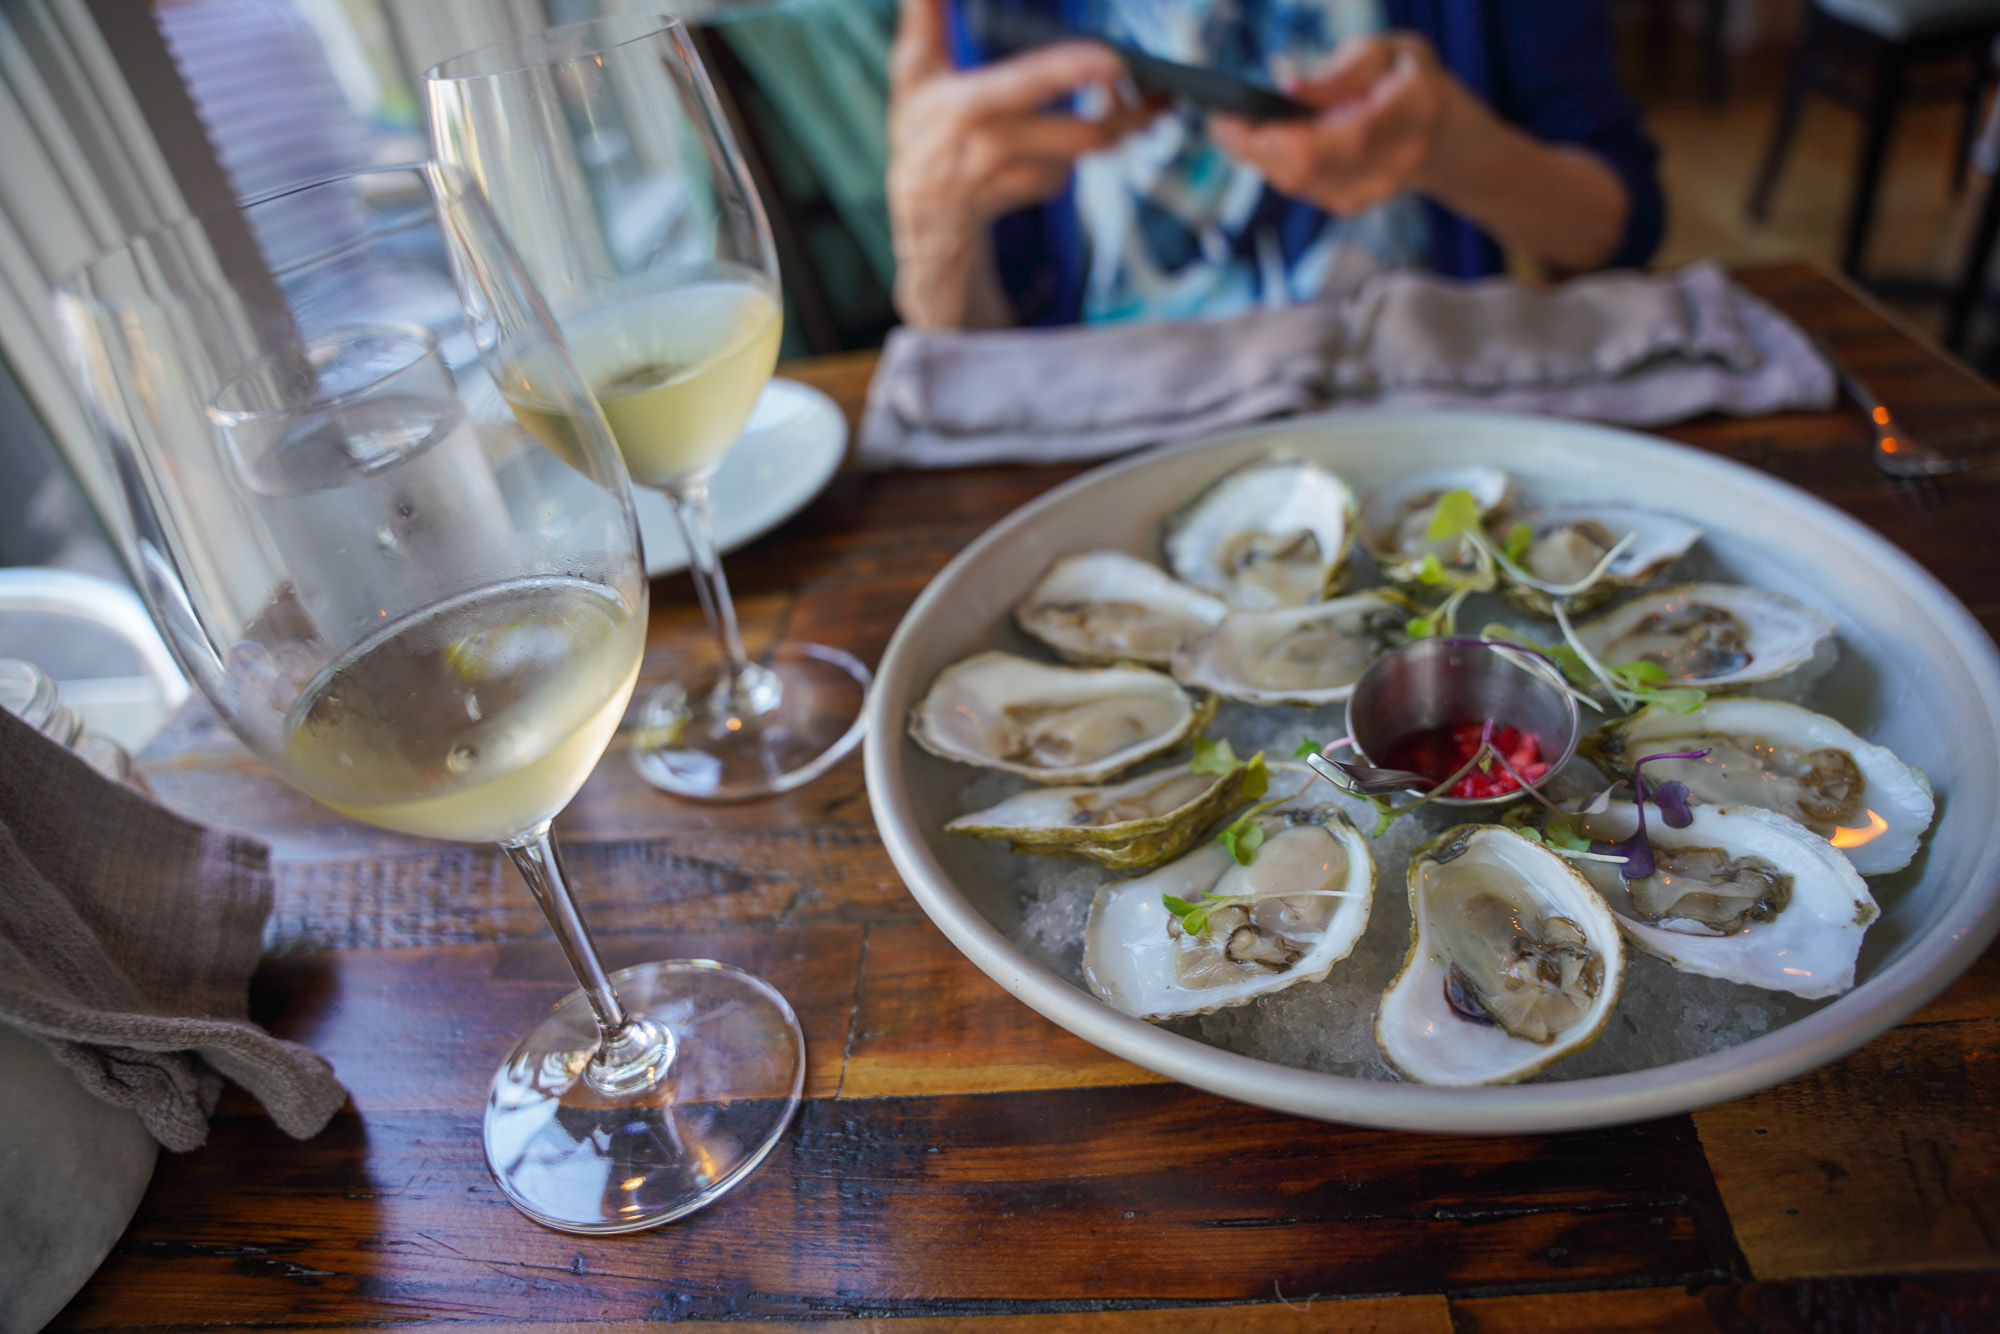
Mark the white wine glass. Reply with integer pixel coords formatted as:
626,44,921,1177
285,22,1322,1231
426,15,870,802
55,164,804,1233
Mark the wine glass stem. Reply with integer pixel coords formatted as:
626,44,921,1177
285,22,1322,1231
502,823,629,1035
662,478,777,716
502,824,677,1093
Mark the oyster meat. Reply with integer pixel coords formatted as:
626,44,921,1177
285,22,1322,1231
1083,805,1375,1019
1572,583,1837,695
1014,550,1227,666
1358,465,1513,586
1163,458,1359,610
1170,591,1410,706
1496,505,1703,618
910,651,1214,784
1582,699,1934,875
1377,825,1623,1085
1572,802,1877,998
945,759,1260,870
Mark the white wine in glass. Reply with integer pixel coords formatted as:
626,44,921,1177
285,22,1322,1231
282,576,643,844
57,165,803,1235
430,17,870,803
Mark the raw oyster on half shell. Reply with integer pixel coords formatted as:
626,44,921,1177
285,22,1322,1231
1170,591,1411,706
1572,583,1837,696
1571,802,1877,999
1083,804,1375,1019
1014,550,1227,666
1581,699,1934,875
1358,465,1513,586
1163,458,1359,610
910,651,1215,784
1496,505,1703,618
945,759,1260,870
1377,825,1623,1085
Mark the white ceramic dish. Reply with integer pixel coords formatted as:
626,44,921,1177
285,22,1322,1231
863,411,2000,1134
634,377,846,576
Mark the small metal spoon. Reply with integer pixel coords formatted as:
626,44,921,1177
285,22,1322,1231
1304,752,1433,795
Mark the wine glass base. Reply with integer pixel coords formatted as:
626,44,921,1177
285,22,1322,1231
631,642,869,800
483,960,804,1235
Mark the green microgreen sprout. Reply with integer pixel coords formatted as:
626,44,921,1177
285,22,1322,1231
1160,742,1355,935
1411,491,1703,716
1162,883,1358,938
1548,600,1707,714
1183,736,1279,867
1400,491,1501,640
1292,737,1325,759
1481,622,1705,717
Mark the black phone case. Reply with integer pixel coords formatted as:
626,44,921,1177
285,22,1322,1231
962,0,1315,123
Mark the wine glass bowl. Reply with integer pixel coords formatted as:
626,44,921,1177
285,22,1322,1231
56,164,801,1233
426,14,870,803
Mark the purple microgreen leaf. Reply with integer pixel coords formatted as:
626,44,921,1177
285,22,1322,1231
1652,779,1694,828
1591,750,1711,879
1592,830,1653,880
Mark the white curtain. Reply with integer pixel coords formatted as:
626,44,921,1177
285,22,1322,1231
0,0,191,548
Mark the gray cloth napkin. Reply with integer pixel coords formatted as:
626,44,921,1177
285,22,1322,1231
859,261,1835,468
0,707,346,1152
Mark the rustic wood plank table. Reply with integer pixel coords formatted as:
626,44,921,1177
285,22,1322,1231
54,262,2000,1332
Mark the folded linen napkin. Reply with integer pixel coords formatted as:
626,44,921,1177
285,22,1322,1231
0,706,346,1151
859,261,1835,468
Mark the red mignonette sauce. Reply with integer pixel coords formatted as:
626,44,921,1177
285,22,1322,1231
1378,721,1550,801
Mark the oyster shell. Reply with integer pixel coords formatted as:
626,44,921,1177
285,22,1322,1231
1014,550,1227,666
1581,699,1934,875
1572,583,1838,696
1377,825,1623,1085
1571,802,1877,999
1163,459,1359,610
1358,465,1513,585
1169,591,1411,706
910,652,1215,784
945,759,1260,870
1083,805,1375,1019
1496,505,1703,618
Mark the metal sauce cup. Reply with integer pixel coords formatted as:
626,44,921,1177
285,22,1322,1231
1344,638,1580,807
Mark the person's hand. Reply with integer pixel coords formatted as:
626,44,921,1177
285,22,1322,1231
888,0,1150,327
1209,31,1628,271
1208,32,1465,217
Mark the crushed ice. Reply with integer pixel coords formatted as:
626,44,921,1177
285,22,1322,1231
988,589,1833,1084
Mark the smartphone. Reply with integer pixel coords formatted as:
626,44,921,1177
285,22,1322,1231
961,0,1316,123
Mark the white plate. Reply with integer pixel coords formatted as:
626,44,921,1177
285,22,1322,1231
634,377,847,576
863,410,2000,1135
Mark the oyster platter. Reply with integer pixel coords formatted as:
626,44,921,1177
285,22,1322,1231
865,413,2000,1131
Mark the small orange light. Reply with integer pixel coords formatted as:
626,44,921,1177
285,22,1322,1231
1881,437,1899,453
1872,406,1890,425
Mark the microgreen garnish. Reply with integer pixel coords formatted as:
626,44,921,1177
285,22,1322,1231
1162,884,1358,938
1400,492,1501,639
1189,736,1270,796
1212,773,1307,866
1587,748,1711,879
1404,491,1702,715
1292,737,1325,759
1482,620,1704,716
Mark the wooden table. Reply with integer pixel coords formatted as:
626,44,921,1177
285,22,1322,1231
54,263,2000,1332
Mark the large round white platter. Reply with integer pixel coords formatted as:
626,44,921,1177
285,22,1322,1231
863,411,2000,1134
634,377,846,576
